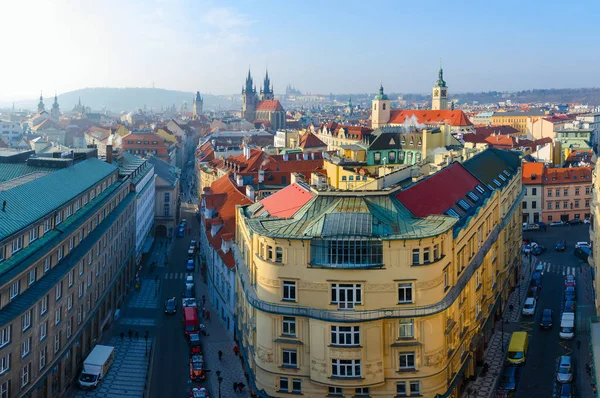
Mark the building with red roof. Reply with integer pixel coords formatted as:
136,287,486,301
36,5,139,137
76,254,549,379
388,110,473,128
521,162,544,224
541,166,593,223
121,129,170,161
242,70,286,130
298,132,327,153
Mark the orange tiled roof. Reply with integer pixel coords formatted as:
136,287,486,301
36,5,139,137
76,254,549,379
256,183,315,218
256,100,284,112
299,132,326,149
542,166,593,185
388,110,473,126
521,162,544,185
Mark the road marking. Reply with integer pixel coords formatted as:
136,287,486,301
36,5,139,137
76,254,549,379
520,322,534,332
558,340,572,356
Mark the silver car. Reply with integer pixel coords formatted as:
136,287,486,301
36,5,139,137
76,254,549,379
557,355,573,383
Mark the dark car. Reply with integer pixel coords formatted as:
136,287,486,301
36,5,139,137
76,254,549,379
540,309,554,329
556,241,567,251
532,245,546,256
498,366,517,391
536,222,547,229
564,286,576,302
530,271,543,288
164,297,177,314
569,219,583,225
564,300,576,312
575,246,591,261
176,227,185,238
528,286,541,300
559,383,573,398
184,285,195,299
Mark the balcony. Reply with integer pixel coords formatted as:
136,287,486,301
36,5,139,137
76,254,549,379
234,189,524,322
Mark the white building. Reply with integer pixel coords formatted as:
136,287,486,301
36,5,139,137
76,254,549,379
118,152,156,264
0,120,23,146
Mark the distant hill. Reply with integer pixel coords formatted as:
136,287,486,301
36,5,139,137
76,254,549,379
8,87,237,112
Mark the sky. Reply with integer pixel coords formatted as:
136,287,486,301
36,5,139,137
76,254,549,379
1,0,598,100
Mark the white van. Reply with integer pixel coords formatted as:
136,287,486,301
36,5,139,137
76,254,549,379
78,345,114,389
559,312,575,340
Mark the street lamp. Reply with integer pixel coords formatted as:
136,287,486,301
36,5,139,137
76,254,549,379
216,370,223,398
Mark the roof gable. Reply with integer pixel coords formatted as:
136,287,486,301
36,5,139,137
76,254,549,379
256,100,284,112
388,110,472,126
255,183,315,218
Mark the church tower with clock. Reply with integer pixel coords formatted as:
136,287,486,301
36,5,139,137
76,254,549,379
431,62,448,110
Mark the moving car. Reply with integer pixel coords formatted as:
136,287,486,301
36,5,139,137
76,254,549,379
556,241,567,251
564,286,576,302
530,271,543,288
498,366,518,391
522,298,537,316
540,309,553,329
569,219,583,225
557,356,573,383
184,285,195,299
532,245,546,256
551,220,566,227
535,264,544,273
559,383,574,398
182,297,197,308
523,242,538,254
181,219,187,227
189,333,202,354
164,297,177,314
565,275,576,288
176,227,185,238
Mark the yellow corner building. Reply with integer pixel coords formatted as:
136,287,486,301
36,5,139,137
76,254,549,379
232,148,523,397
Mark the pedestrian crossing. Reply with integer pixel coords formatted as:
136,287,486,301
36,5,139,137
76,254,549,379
535,261,580,276
164,272,194,280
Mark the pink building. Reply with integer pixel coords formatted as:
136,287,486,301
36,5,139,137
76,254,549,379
542,166,593,222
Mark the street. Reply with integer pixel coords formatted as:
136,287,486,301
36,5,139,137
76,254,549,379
518,224,596,398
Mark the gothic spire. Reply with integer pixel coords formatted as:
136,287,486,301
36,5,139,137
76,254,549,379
436,58,447,88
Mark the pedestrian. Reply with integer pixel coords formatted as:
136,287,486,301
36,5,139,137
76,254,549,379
233,345,240,356
218,350,223,360
202,295,206,306
202,307,206,318
509,304,514,312
135,331,139,340
128,329,133,340
233,382,238,393
206,310,211,320
577,340,581,350
238,382,245,392
120,332,124,342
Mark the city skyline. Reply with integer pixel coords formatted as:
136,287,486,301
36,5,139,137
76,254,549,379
1,0,598,101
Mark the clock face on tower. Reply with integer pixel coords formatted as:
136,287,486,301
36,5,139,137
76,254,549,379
434,89,439,97
441,89,447,97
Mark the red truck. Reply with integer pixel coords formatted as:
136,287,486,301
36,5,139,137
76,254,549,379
183,307,199,338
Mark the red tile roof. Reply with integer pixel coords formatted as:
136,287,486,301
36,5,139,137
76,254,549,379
299,132,326,149
521,162,544,185
256,100,284,112
257,183,315,218
461,133,488,144
475,125,520,137
388,110,473,126
542,166,593,185
395,163,480,217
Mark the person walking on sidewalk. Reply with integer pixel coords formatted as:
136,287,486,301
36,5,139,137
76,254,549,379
233,382,238,393
218,350,223,360
206,310,211,320
233,345,240,356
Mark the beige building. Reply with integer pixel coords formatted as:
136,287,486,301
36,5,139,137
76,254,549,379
233,148,522,397
147,156,181,237
0,150,136,397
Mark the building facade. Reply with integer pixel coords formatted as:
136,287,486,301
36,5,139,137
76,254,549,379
121,129,170,161
0,153,136,398
491,110,548,136
521,162,544,224
147,156,180,238
541,166,593,222
234,148,523,398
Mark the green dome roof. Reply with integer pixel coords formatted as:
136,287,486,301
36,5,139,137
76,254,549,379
374,83,388,100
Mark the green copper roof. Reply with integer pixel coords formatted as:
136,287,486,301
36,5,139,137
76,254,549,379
0,163,54,183
244,193,456,240
0,158,117,240
374,83,389,100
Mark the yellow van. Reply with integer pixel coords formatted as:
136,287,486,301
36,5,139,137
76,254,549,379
506,331,529,365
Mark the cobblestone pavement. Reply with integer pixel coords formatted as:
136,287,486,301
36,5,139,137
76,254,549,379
73,335,152,398
127,279,159,309
461,256,533,398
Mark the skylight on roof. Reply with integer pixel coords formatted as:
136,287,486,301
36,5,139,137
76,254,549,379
475,185,485,194
498,174,507,181
503,170,510,176
493,179,502,187
458,199,470,210
447,209,460,218
467,192,479,202
487,184,494,190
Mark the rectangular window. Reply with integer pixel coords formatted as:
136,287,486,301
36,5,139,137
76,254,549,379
0,247,4,262
0,354,9,375
547,190,552,197
44,219,52,232
331,283,362,309
29,268,36,285
291,378,301,393
54,332,60,353
69,270,74,287
20,363,29,387
410,381,421,395
586,187,591,195
586,199,591,207
399,352,416,370
12,236,23,254
10,280,20,300
444,268,449,289
0,380,8,397
67,294,73,311
331,325,360,346
69,237,74,250
575,201,580,208
412,249,420,265
275,247,283,263
563,201,568,209
67,317,72,338
282,281,296,302
21,336,30,358
78,282,84,298
282,349,297,368
57,246,63,261
21,311,31,332
329,387,343,396
79,261,84,276
0,326,10,348
44,257,51,273
399,319,414,338
282,317,296,337
564,188,568,196
39,346,46,370
55,307,61,325
532,201,537,209
423,247,430,263
556,189,560,197
355,387,369,396
433,244,439,260
279,377,288,392
56,282,62,301
398,283,413,303
331,359,361,378
575,188,580,195
40,322,47,341
29,228,38,243
532,188,537,195
56,211,63,225
548,202,553,210
40,295,48,316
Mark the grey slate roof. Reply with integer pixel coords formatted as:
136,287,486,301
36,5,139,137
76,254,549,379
463,148,520,190
147,156,179,186
0,158,117,241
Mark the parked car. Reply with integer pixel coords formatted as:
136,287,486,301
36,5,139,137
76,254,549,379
584,218,591,224
184,285,195,299
528,286,541,300
535,264,545,274
176,227,185,238
186,275,194,290
536,222,547,229
551,220,566,227
575,242,590,249
556,241,567,251
522,298,537,316
575,246,591,261
530,271,543,287
164,297,177,314
564,300,576,312
540,309,554,329
569,219,583,225
186,259,195,272
181,219,187,227
565,275,576,288
498,366,517,391
557,355,573,383
532,245,546,256
559,382,574,398
564,286,576,302
523,223,540,231
523,242,538,254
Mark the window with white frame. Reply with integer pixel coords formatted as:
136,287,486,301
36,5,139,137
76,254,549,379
66,205,72,218
29,268,36,285
331,283,362,309
434,244,440,260
67,317,72,338
39,346,46,370
87,273,92,287
79,261,84,276
44,219,51,233
12,236,23,254
10,280,20,300
0,246,4,262
78,282,84,298
67,294,73,311
331,359,361,378
282,281,296,302
292,378,301,393
279,377,288,392
355,387,369,396
77,306,82,325
56,282,62,301
396,382,407,396
275,247,283,263
40,295,48,316
410,381,420,395
0,354,9,374
69,237,74,250
0,380,8,397
45,257,51,273
69,270,74,287
29,228,38,243
21,336,31,358
423,247,430,263
328,387,343,396
282,349,297,367
55,307,61,325
54,332,61,353
56,211,63,225
412,249,420,265
40,322,47,341
282,317,296,337
399,352,416,370
399,319,414,339
21,363,30,387
57,246,63,261
398,283,413,303
331,325,360,346
76,199,81,211
21,311,31,331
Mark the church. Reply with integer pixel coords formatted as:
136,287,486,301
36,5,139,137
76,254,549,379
241,70,286,130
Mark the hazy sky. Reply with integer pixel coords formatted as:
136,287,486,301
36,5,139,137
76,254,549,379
1,0,598,100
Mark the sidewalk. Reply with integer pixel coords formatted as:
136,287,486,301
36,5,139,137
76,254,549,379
461,255,534,398
195,279,250,397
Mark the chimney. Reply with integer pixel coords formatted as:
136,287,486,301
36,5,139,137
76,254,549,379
106,145,113,164
236,174,245,187
258,170,265,183
246,185,255,201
